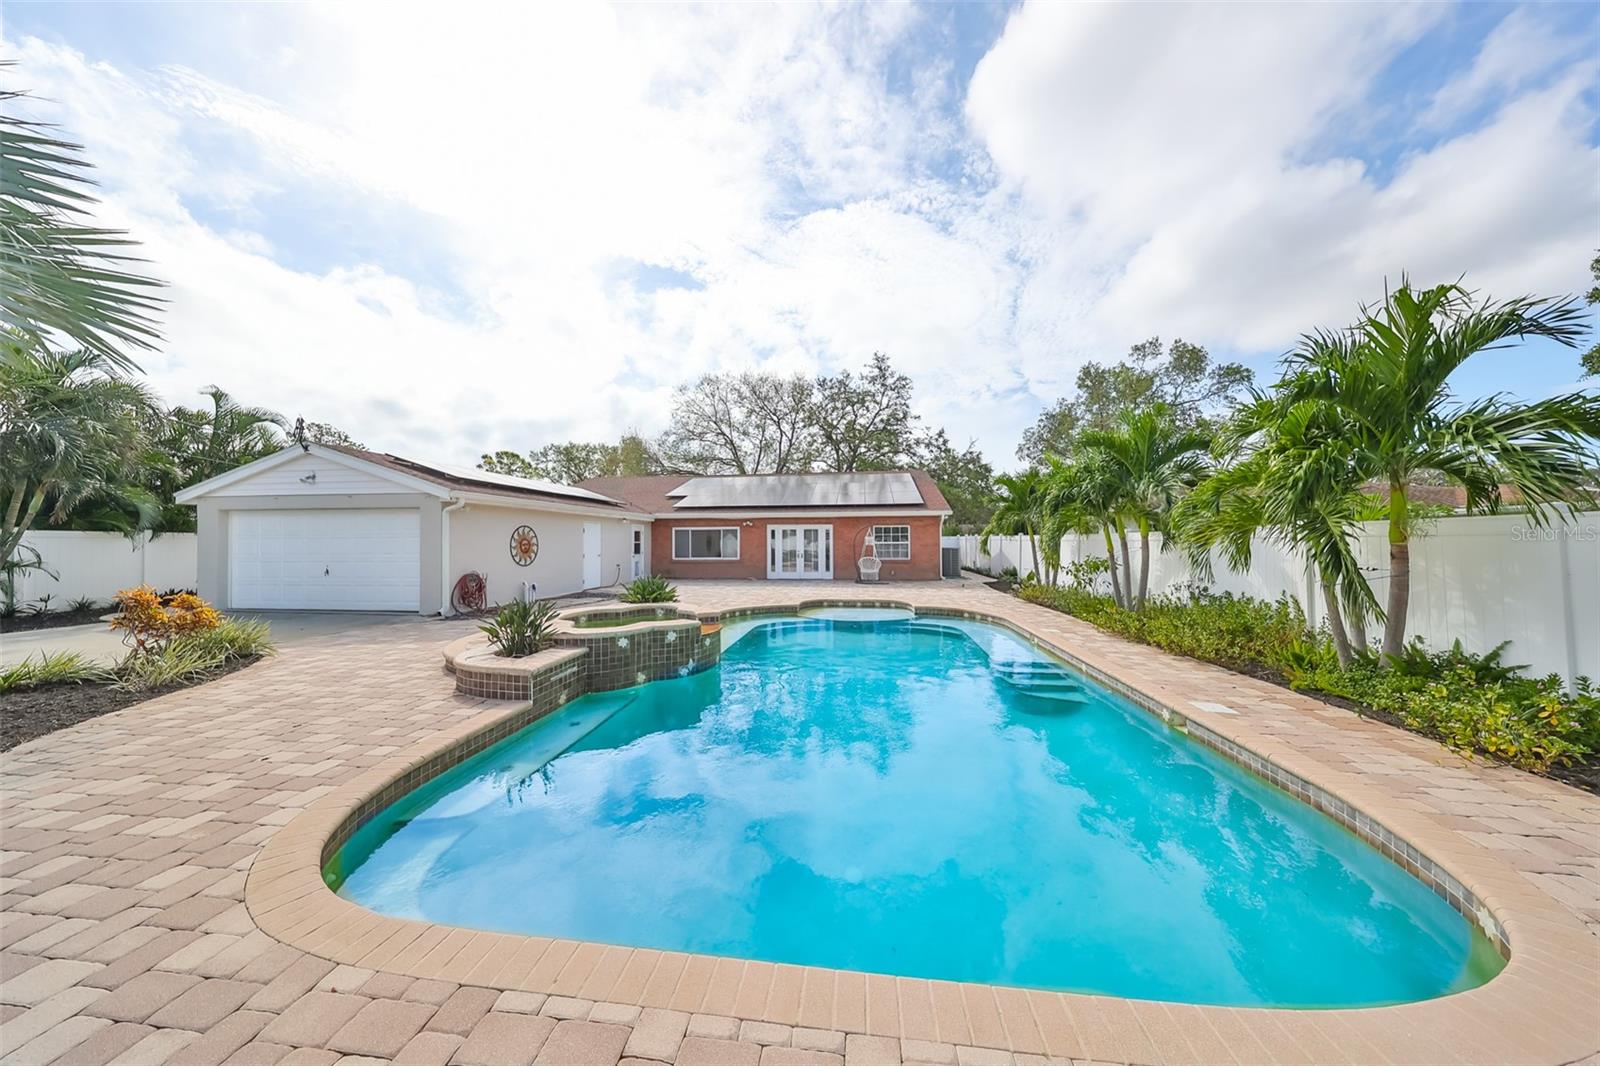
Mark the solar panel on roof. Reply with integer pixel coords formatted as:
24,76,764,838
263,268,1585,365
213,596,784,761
671,472,923,508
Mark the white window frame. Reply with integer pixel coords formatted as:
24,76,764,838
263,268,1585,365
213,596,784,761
673,526,740,561
871,524,911,561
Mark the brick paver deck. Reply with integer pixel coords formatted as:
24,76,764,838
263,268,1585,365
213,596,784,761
3,580,1597,1065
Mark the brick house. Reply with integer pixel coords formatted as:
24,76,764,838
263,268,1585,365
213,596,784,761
579,471,952,581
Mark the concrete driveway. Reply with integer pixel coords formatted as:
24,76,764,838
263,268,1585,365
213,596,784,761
0,610,439,667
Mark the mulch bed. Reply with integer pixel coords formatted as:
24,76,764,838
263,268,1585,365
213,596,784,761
0,607,110,633
0,657,261,752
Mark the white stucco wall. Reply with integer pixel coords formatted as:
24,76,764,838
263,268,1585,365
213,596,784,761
446,503,648,607
181,447,652,615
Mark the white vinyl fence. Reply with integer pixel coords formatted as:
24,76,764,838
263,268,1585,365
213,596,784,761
955,512,1600,688
9,531,198,609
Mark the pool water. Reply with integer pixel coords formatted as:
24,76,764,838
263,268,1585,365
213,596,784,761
330,617,1503,1006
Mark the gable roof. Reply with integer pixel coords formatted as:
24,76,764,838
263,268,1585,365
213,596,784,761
176,444,635,511
339,447,628,507
580,470,951,515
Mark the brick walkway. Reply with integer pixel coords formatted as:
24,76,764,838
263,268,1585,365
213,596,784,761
2,580,1597,1066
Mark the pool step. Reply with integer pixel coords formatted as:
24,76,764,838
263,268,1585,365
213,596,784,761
991,660,1090,704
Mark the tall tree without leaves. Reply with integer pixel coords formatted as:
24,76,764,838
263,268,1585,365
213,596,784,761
657,372,816,474
480,353,995,526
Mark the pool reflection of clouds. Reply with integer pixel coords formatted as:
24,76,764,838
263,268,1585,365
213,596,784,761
336,618,1501,1005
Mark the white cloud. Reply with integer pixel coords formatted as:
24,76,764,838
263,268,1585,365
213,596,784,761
1421,8,1589,129
4,1,1595,471
967,2,1599,371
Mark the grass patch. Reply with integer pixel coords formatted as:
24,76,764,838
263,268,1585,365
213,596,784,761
0,651,112,693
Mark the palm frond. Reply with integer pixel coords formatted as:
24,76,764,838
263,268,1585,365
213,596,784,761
1,77,164,371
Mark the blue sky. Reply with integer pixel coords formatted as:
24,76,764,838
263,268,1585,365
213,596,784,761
4,1,1597,466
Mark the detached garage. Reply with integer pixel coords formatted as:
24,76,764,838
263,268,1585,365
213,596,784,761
176,444,652,614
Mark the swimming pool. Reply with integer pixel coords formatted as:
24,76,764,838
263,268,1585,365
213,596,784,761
329,615,1503,1007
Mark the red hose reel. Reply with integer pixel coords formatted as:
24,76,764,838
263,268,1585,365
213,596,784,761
451,571,487,614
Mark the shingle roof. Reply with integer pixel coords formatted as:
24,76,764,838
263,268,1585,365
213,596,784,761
580,470,951,514
1357,481,1525,509
323,445,634,509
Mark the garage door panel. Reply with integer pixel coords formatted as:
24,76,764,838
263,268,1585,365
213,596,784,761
229,509,420,611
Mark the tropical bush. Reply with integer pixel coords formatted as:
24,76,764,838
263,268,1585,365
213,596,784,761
1021,585,1308,674
175,618,274,662
619,576,678,604
1018,583,1598,771
110,585,221,656
0,651,111,693
115,639,231,692
481,598,560,658
113,618,275,692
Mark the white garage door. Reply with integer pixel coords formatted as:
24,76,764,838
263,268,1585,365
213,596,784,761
229,509,420,611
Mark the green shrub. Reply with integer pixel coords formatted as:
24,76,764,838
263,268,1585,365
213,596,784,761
481,598,560,657
619,576,678,604
1019,585,1308,673
179,618,276,661
1018,582,1598,771
1396,671,1597,770
112,618,274,692
0,652,111,693
115,640,226,692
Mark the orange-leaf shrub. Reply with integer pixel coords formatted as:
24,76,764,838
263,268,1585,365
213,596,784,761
110,585,221,655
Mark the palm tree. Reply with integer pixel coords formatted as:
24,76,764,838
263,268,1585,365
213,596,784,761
2,75,163,371
980,469,1047,581
1076,404,1211,610
0,341,160,570
1174,394,1377,666
172,386,286,484
1279,279,1597,658
1042,453,1128,606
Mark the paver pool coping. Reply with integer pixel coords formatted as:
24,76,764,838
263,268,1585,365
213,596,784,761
244,595,1600,1064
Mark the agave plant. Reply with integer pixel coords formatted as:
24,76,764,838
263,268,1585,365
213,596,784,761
480,598,560,658
619,576,678,604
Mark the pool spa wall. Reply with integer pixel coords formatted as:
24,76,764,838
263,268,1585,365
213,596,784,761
445,607,719,701
563,616,720,692
328,647,588,862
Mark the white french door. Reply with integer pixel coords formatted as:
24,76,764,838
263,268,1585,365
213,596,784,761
767,525,833,579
